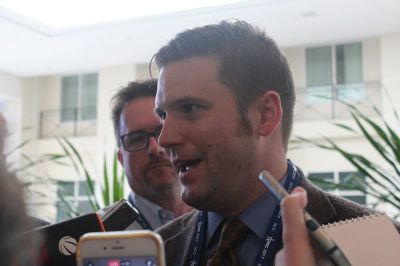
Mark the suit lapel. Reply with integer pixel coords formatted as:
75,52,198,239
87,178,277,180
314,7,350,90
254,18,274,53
163,210,199,265
298,170,337,225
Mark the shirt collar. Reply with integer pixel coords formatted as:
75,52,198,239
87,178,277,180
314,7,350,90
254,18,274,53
129,192,175,229
206,174,287,243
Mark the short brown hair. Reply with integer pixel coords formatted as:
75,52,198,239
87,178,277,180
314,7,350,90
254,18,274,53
110,79,157,145
154,20,295,149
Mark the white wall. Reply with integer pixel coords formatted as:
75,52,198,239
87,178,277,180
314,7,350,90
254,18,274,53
282,47,305,89
381,33,400,121
0,71,23,158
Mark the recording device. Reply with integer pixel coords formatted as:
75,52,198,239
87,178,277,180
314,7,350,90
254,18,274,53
100,199,139,231
34,212,105,266
31,199,139,266
76,231,166,266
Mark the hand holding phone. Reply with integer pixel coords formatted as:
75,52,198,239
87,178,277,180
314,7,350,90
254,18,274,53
76,231,165,266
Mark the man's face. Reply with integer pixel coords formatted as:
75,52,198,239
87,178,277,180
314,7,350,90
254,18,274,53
117,97,179,199
156,56,259,215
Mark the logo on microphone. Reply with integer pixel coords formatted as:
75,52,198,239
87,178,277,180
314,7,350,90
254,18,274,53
58,236,77,256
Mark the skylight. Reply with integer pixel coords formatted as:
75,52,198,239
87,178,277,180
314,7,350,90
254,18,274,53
0,0,243,29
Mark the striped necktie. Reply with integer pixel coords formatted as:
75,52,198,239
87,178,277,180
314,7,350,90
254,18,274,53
207,218,250,266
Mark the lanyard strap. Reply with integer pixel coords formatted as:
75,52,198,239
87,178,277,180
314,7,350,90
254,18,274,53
128,195,153,230
188,211,207,266
187,160,300,266
254,160,299,266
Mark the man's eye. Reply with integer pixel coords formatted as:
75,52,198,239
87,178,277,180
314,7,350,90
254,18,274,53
181,104,199,114
128,134,146,144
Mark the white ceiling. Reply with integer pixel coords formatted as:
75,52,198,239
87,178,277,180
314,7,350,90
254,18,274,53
1,0,400,77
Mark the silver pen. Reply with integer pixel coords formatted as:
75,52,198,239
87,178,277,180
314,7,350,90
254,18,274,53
259,170,352,266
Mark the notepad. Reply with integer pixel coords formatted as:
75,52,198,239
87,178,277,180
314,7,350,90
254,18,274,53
322,213,400,266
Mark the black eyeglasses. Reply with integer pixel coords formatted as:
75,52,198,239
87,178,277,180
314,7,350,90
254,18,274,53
120,126,162,152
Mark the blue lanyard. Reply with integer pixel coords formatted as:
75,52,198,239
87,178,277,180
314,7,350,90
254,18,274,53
187,160,300,266
128,195,153,230
188,211,207,266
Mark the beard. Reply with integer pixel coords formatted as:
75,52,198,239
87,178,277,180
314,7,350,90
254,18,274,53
181,129,258,214
143,166,179,197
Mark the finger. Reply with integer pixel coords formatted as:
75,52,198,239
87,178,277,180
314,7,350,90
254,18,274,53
278,187,316,266
281,187,308,245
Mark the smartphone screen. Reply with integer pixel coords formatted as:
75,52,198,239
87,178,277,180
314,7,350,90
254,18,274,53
83,256,157,266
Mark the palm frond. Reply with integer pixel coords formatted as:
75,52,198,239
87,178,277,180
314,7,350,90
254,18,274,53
297,100,400,216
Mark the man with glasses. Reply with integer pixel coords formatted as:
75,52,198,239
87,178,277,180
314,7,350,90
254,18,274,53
111,79,191,230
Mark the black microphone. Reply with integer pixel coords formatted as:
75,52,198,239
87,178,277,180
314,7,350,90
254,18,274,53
30,199,139,266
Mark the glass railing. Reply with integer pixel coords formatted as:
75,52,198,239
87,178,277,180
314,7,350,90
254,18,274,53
39,107,97,138
294,81,382,121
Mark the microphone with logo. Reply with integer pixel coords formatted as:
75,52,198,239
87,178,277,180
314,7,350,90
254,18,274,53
30,199,139,266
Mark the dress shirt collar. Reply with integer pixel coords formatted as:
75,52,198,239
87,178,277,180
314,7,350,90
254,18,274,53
207,174,287,244
129,192,175,229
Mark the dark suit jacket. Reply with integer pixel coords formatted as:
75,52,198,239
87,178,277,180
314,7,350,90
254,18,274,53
156,172,396,266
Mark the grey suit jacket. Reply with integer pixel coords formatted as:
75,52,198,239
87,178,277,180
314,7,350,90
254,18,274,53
156,173,390,266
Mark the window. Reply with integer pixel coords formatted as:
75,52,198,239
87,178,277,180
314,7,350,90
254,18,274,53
56,180,93,222
308,171,366,205
308,172,335,191
306,43,364,104
61,73,98,122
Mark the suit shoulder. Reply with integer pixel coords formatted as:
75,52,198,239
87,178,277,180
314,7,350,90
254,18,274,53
302,176,374,222
155,210,198,266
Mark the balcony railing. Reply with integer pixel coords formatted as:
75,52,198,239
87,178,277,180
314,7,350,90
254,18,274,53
294,81,382,121
39,107,97,139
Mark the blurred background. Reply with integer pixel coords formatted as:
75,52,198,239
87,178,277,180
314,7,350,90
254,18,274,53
1,0,400,223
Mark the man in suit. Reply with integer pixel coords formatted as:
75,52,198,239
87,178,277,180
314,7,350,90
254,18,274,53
153,20,380,265
111,79,191,230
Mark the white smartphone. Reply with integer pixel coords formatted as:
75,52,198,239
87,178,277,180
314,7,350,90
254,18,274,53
76,231,165,266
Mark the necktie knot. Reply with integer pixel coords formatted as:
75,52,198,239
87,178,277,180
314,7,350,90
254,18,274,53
207,218,250,266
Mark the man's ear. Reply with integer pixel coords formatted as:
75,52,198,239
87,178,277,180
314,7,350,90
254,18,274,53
256,90,283,136
117,149,123,165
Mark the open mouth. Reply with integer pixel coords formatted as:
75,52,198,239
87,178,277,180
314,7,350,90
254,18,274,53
175,159,202,174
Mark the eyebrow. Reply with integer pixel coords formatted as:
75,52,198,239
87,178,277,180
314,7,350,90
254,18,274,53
156,96,210,111
124,124,163,136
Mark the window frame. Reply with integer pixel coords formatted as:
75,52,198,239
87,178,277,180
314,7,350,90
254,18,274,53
308,170,367,205
60,73,98,122
56,180,93,222
305,42,364,105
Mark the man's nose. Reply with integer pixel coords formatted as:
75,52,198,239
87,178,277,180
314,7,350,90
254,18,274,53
157,117,182,152
147,136,166,158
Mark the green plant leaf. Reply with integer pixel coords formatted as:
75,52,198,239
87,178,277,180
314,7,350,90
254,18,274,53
102,155,110,206
56,136,99,211
298,100,400,216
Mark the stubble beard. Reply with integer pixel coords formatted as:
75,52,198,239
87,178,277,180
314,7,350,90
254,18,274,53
143,171,180,198
181,125,258,214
